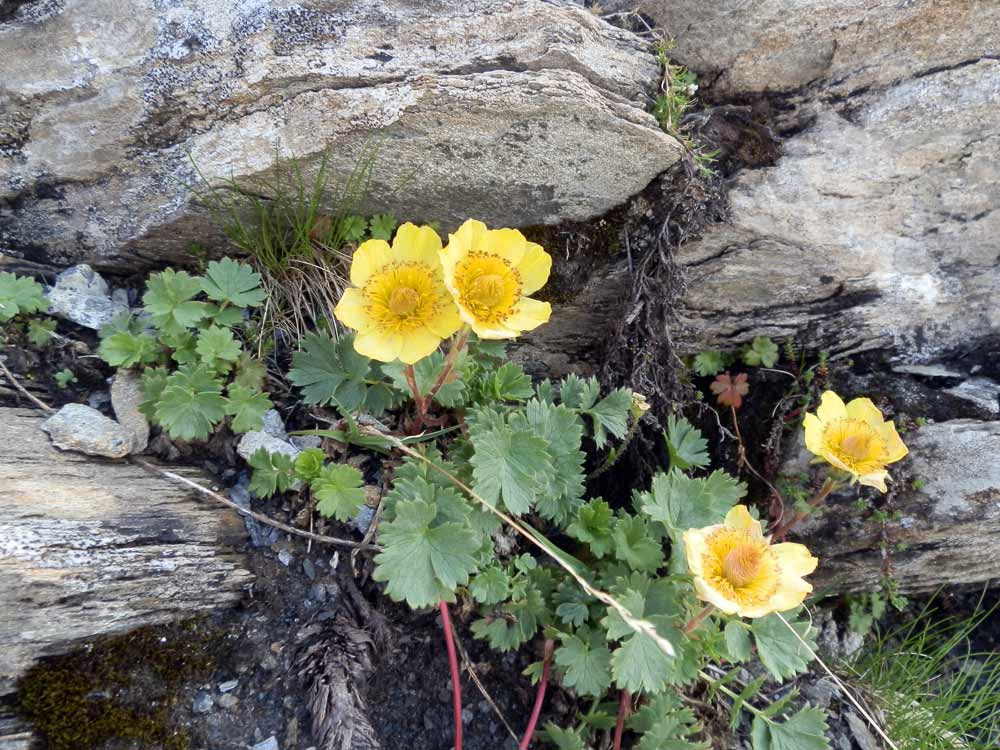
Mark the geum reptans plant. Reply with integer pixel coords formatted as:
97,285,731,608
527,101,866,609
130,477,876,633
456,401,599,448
236,217,897,750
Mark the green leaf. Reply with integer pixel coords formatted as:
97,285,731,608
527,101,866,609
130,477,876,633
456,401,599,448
382,350,463,407
586,388,633,448
288,331,373,411
139,366,169,422
559,373,599,410
486,362,534,402
664,415,709,470
612,514,664,573
205,302,246,327
751,706,829,750
630,692,706,750
541,723,588,750
640,469,746,532
232,351,267,391
27,318,57,347
611,628,676,694
567,499,615,558
162,330,198,365
0,272,48,322
54,368,76,389
693,350,726,377
225,384,272,433
469,566,510,605
368,213,398,241
743,336,779,368
293,448,327,484
752,610,817,681
142,268,208,335
340,214,367,242
468,407,552,515
195,324,242,372
555,629,612,698
373,499,481,608
155,365,227,440
471,584,548,651
312,463,366,522
98,330,161,368
247,447,297,498
724,620,753,663
200,257,266,308
520,399,585,525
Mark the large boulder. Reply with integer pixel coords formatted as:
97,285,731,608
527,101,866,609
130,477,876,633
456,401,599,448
0,0,682,272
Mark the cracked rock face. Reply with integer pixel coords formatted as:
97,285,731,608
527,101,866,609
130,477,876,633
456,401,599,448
0,0,681,272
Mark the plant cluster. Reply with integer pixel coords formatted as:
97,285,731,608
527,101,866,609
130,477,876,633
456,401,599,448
95,258,273,440
0,271,59,347
653,40,719,177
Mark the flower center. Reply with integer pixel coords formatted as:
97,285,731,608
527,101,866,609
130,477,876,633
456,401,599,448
839,433,870,461
388,286,420,317
823,418,886,472
722,544,762,588
471,274,505,307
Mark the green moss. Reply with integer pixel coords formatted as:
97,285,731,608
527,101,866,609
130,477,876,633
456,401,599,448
17,620,222,750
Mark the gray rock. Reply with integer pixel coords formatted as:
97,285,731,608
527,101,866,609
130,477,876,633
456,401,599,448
309,583,327,603
236,432,301,463
192,690,214,714
301,558,316,580
352,505,376,536
44,265,128,330
946,377,1000,416
801,678,840,709
229,484,268,547
218,679,239,693
892,364,966,382
2,1,680,270
110,370,150,453
261,409,287,440
289,435,322,451
277,549,292,566
250,736,278,750
218,693,240,710
844,712,880,750
41,403,131,458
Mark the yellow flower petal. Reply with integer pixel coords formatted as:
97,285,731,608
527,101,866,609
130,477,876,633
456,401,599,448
880,420,909,463
394,222,443,265
426,304,463,339
451,219,488,253
693,577,741,615
857,470,889,492
466,317,517,340
488,228,528,265
803,413,824,455
398,329,443,364
353,331,403,363
724,505,762,537
518,242,552,295
770,543,819,578
683,527,711,577
503,297,551,333
742,576,812,618
350,239,392,287
333,288,374,333
815,390,847,424
846,397,886,429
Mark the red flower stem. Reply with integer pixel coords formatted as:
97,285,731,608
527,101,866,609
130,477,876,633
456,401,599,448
404,364,427,430
518,638,555,750
440,600,463,750
772,476,837,541
612,689,632,750
425,327,470,405
683,604,715,635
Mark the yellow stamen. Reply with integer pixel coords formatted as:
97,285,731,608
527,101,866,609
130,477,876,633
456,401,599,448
722,544,763,588
472,275,505,307
388,286,420,317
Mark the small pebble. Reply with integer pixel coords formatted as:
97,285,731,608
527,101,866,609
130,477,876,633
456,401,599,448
310,583,327,603
277,549,292,566
192,690,214,714
218,693,240,710
250,737,279,750
461,708,473,724
302,558,316,580
218,679,239,693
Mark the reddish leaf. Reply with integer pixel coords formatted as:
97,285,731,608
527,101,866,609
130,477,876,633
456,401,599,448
711,372,750,409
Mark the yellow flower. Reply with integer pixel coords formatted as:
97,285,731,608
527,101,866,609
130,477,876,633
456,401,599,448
803,390,908,492
334,223,461,364
683,505,818,618
439,219,552,339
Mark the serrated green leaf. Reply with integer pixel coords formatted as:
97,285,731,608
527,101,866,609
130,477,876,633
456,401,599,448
693,350,726,377
382,350,463,407
468,407,552,515
541,723,588,750
559,373,600,410
312,463,366,522
200,257,266,308
195,324,242,372
555,582,593,628
586,388,632,448
368,213,398,241
98,330,161,368
640,469,746,532
233,351,267,391
752,610,817,681
27,318,57,347
520,399,585,525
288,331,374,411
611,628,675,694
225,383,272,433
340,214,367,242
470,566,510,605
155,364,227,440
205,302,246,327
612,515,664,573
567,499,615,558
555,630,612,698
488,362,534,401
471,584,547,651
54,368,76,389
143,268,208,335
139,366,169,422
743,336,779,368
293,448,327,483
247,447,297,498
162,330,198,365
373,499,480,608
664,415,709,470
725,620,753,663
0,272,48,322
751,705,829,750
630,692,707,750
